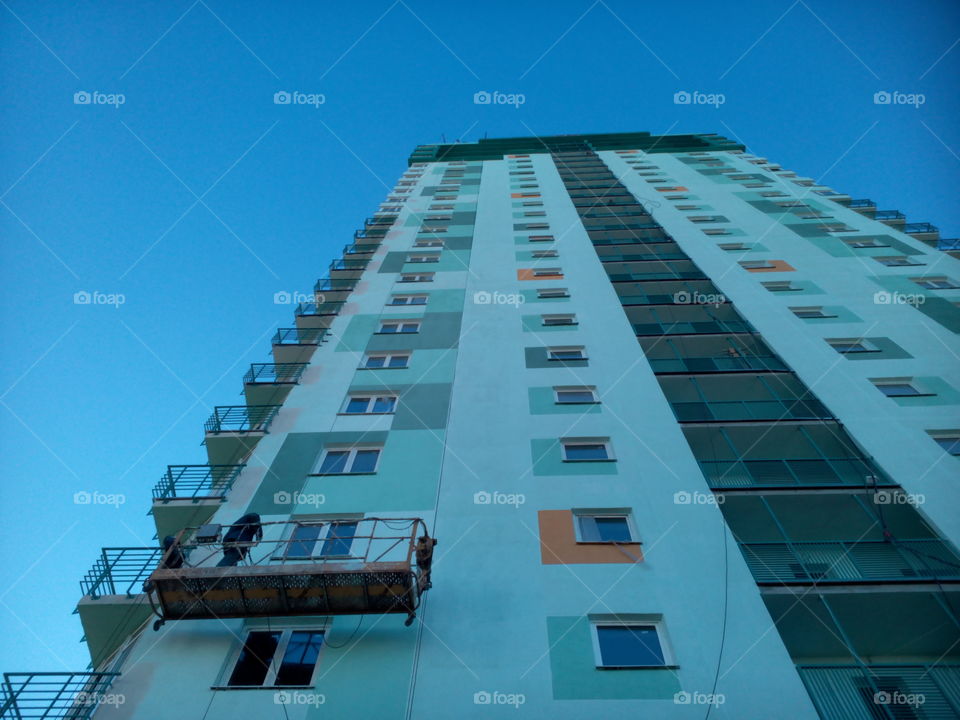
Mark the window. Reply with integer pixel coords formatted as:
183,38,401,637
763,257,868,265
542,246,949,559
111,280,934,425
913,276,959,290
675,204,701,211
314,446,382,474
555,386,598,404
548,346,586,361
523,211,546,218
378,320,420,334
389,294,428,306
688,215,720,223
575,512,634,542
928,431,960,456
542,313,577,326
406,254,440,264
740,260,776,270
844,238,887,248
538,287,569,299
533,267,563,278
399,273,434,283
827,338,876,354
342,395,398,414
429,204,454,211
591,620,672,668
414,238,444,248
226,629,324,687
703,228,730,236
872,378,927,397
532,249,558,258
561,438,613,461
790,306,835,319
424,214,452,222
762,281,800,292
529,235,555,242
718,242,747,251
759,191,788,198
284,520,359,559
363,352,410,369
876,256,921,267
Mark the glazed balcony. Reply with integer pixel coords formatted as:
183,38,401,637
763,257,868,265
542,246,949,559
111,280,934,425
243,363,307,405
313,277,357,300
616,279,724,306
596,242,688,263
875,209,906,226
294,300,344,330
847,198,876,216
343,242,376,257
366,214,398,228
145,517,436,627
798,665,960,720
151,464,245,540
627,304,752,337
904,222,939,244
203,405,280,465
741,539,960,585
329,257,370,278
589,228,674,244
272,327,328,364
1,672,120,720
700,457,892,489
641,334,788,373
605,258,707,282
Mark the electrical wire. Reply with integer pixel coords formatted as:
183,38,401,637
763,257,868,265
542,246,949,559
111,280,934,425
323,616,364,649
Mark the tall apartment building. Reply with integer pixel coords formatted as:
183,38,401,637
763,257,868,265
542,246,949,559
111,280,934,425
3,131,959,720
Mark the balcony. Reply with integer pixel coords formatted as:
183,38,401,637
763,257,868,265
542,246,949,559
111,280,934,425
313,277,357,300
329,257,370,278
77,548,162,667
1,672,120,720
203,405,280,465
875,210,906,226
151,464,244,539
272,327,328,364
354,227,387,242
243,363,307,405
145,517,435,627
343,242,376,257
741,539,960,584
606,259,707,282
670,398,830,423
294,300,344,330
699,457,892,489
798,665,960,720
847,198,876,212
642,335,788,374
366,214,398,228
904,222,939,244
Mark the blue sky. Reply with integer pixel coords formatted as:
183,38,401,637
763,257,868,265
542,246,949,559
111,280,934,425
1,0,957,673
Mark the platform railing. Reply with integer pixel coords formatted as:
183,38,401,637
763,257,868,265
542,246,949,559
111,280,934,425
1,672,120,720
152,464,245,501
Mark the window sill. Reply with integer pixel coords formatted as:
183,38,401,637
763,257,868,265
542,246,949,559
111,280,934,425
595,665,679,671
555,401,600,406
562,458,617,463
337,412,396,416
359,366,408,370
309,471,378,477
211,686,315,691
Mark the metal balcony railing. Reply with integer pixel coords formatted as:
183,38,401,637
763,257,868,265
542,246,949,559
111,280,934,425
329,258,370,272
243,363,307,385
273,327,328,346
1,672,120,720
741,539,960,584
152,464,245,502
875,210,906,221
700,457,891,488
81,547,163,598
313,278,357,294
904,222,938,234
343,243,375,256
847,198,876,209
294,300,345,318
798,664,960,720
940,238,960,250
366,215,397,227
203,405,280,434
671,398,831,423
354,228,386,241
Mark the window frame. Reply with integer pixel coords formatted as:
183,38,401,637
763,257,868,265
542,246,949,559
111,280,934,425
362,352,411,369
589,617,675,669
220,627,327,689
398,272,435,283
388,294,428,306
312,446,383,475
574,511,637,544
377,320,421,334
547,345,587,361
537,287,569,299
340,394,399,415
561,437,615,462
554,386,599,404
542,313,577,327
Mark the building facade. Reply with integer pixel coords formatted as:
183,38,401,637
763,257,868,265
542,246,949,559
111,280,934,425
4,131,960,719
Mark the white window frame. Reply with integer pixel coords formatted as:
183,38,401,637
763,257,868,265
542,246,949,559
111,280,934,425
871,377,926,397
542,313,577,326
414,238,445,248
399,272,435,283
340,394,398,415
789,306,834,319
537,287,569,299
718,242,747,251
388,294,428,306
589,616,675,668
219,625,328,689
913,276,958,290
547,346,587,361
532,267,563,277
406,254,440,264
762,281,800,292
554,385,599,404
561,437,614,462
532,249,559,258
740,260,776,270
573,509,637,543
378,320,421,334
312,446,383,475
703,228,731,236
529,235,555,243
827,338,876,354
362,352,411,369
876,256,921,267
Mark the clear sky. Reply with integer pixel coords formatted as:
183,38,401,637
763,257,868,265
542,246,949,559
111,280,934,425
1,0,958,673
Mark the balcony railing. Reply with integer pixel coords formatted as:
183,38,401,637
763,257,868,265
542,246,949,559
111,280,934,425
343,243,375,256
633,319,752,336
847,198,876,209
649,355,787,373
152,464,245,502
355,228,388,241
204,405,280,434
81,547,163,598
366,215,397,227
243,363,307,385
329,258,370,272
273,327,328,346
700,457,891,488
294,300,344,318
875,210,906,221
1,672,120,720
939,238,960,250
313,278,357,294
904,222,938,235
741,539,960,584
671,398,831,423
798,664,960,720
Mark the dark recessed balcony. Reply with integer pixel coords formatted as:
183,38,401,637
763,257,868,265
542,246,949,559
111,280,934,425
0,672,120,720
798,665,960,720
670,398,831,423
272,327,328,363
243,363,307,405
203,405,280,465
699,457,892,489
741,539,960,584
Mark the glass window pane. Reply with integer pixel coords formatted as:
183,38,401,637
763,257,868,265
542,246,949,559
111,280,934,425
350,450,380,473
287,524,322,559
365,356,386,368
596,625,664,666
320,522,358,557
275,631,325,686
345,397,370,414
401,323,419,333
318,451,349,474
595,517,632,542
410,296,427,304
380,324,398,333
388,355,408,368
565,443,609,460
935,437,960,455
228,631,281,686
373,396,397,413
557,390,595,403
